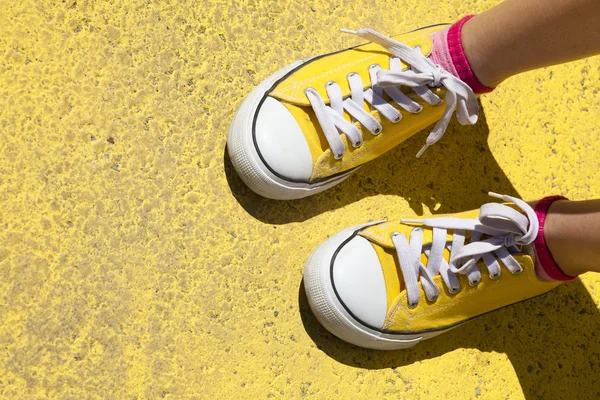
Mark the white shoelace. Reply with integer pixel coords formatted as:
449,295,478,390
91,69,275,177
391,193,538,308
305,28,478,159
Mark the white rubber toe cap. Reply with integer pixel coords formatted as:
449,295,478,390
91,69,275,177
255,97,313,181
332,236,388,329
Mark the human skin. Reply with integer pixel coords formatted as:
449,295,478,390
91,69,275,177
543,200,600,276
460,0,600,277
462,0,600,87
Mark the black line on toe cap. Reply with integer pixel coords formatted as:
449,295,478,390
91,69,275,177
251,48,357,185
330,226,385,332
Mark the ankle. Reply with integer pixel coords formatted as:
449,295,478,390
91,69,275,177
460,16,505,88
532,196,577,281
429,16,495,94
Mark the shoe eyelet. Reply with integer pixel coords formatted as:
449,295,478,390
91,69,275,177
469,279,479,287
373,126,382,135
347,72,359,79
333,151,344,160
449,286,460,294
325,81,336,88
512,267,524,275
408,301,419,309
489,273,501,280
368,63,380,70
391,114,402,124
304,87,315,96
353,140,362,148
428,294,439,303
411,104,424,114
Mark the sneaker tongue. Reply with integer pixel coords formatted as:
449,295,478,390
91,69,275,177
358,224,441,249
358,203,525,250
268,27,436,106
357,207,483,249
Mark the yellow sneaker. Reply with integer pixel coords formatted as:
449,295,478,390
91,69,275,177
303,193,561,350
227,25,478,199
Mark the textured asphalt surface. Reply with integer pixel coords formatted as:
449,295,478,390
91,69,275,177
1,0,599,398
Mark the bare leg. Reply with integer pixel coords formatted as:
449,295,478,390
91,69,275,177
541,200,600,277
462,2,600,278
462,0,600,87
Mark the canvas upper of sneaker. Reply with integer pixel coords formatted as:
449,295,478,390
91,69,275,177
252,24,480,183
329,195,561,333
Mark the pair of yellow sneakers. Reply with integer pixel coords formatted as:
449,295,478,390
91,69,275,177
227,25,560,349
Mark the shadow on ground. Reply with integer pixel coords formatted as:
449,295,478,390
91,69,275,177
224,106,520,224
299,279,600,399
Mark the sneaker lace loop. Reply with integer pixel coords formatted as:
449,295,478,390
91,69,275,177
305,28,479,159
392,193,539,307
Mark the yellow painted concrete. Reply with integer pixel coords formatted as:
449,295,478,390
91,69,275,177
1,0,599,398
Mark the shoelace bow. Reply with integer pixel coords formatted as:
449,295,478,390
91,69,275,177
305,28,478,159
391,193,538,308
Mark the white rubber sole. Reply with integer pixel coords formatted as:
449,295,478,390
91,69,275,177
303,224,455,350
227,59,353,200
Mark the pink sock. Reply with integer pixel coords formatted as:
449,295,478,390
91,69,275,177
429,15,494,94
532,196,576,282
